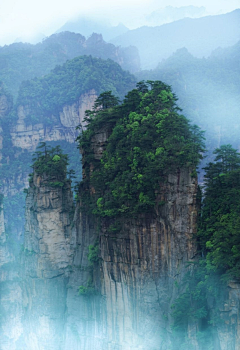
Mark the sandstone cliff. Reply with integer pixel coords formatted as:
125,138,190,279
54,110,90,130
64,125,199,349
3,169,74,350
1,85,240,350
1,128,240,349
10,90,97,152
0,198,22,350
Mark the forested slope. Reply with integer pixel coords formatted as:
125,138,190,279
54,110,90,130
0,55,136,236
0,31,139,98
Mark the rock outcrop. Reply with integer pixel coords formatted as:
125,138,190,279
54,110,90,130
64,126,199,349
0,199,21,350
17,171,73,349
98,168,198,349
10,90,97,152
1,98,240,350
23,171,74,349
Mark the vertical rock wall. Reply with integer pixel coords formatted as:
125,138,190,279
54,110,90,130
67,170,198,349
20,172,74,349
10,90,97,152
0,201,23,350
99,168,198,349
63,125,199,349
1,108,240,349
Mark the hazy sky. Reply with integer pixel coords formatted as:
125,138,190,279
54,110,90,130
0,0,240,45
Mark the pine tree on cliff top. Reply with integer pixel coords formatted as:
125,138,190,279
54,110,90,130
77,80,205,218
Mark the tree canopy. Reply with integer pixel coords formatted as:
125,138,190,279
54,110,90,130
78,80,205,219
198,144,240,278
30,143,69,187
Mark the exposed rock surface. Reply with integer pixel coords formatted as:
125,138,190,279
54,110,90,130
98,168,198,349
22,172,74,348
10,90,97,152
0,89,96,200
1,111,240,350
0,201,21,350
65,123,240,350
0,92,10,162
65,126,199,349
0,95,9,118
207,280,240,350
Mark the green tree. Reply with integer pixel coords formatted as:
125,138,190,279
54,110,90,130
78,81,205,219
93,91,120,110
30,143,69,187
199,145,240,278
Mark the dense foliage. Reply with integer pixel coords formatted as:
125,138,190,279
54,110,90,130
172,144,240,348
78,81,205,218
30,143,69,187
0,53,135,238
198,145,240,278
137,42,240,179
15,55,135,126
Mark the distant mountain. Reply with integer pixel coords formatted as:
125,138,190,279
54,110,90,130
111,9,240,69
14,32,46,45
56,17,129,41
0,31,140,97
146,5,206,26
136,41,240,176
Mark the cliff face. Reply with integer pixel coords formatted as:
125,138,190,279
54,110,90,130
99,168,197,349
0,89,96,203
64,127,199,349
208,281,240,350
1,126,240,349
66,120,240,350
10,90,97,152
1,92,240,350
0,200,22,350
0,92,10,162
21,171,74,349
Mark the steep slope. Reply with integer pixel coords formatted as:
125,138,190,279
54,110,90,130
1,82,240,349
0,148,74,349
111,9,240,69
67,81,204,348
0,56,135,237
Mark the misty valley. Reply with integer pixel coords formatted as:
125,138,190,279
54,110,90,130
0,8,240,350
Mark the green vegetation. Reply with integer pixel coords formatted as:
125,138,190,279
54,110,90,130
78,81,205,219
87,244,99,265
198,145,240,278
137,43,240,179
0,53,135,237
78,243,99,297
172,144,240,347
78,278,96,296
15,55,135,126
0,32,138,98
30,143,69,186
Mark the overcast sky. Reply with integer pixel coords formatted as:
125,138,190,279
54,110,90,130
0,0,240,46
